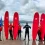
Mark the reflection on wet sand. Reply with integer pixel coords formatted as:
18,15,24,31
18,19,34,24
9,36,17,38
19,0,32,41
24,41,44,45
0,40,45,45
25,40,29,45
32,41,44,45
32,41,36,45
38,41,44,45
44,41,45,45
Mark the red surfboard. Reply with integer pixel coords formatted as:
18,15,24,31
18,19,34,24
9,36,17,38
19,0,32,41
13,12,19,39
32,12,39,40
40,13,45,40
4,11,9,40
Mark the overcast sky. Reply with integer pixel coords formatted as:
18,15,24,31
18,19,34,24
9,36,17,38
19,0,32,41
0,0,45,21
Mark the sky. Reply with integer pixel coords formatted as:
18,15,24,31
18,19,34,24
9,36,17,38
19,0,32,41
0,0,45,21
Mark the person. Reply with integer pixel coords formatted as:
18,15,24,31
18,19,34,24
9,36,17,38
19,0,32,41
9,23,13,40
0,26,2,41
18,23,21,40
0,18,3,41
23,22,31,41
38,25,41,41
44,35,45,41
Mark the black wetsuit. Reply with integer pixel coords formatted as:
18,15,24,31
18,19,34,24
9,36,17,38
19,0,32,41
18,25,21,39
44,35,45,41
38,30,41,41
9,25,13,40
9,30,13,40
18,30,21,39
23,25,31,40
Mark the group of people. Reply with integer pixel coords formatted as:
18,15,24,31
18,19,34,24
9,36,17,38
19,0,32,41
0,22,31,41
0,22,44,41
9,22,45,41
9,22,31,41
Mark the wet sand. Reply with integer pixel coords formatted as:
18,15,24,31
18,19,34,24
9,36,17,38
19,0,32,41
0,40,44,45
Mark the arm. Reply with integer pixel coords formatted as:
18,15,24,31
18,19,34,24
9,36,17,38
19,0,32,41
29,26,31,29
23,25,26,29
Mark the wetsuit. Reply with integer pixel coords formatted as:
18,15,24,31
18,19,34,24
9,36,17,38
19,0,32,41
38,30,41,41
18,25,21,39
23,25,31,40
9,24,13,40
44,35,45,41
38,26,41,41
